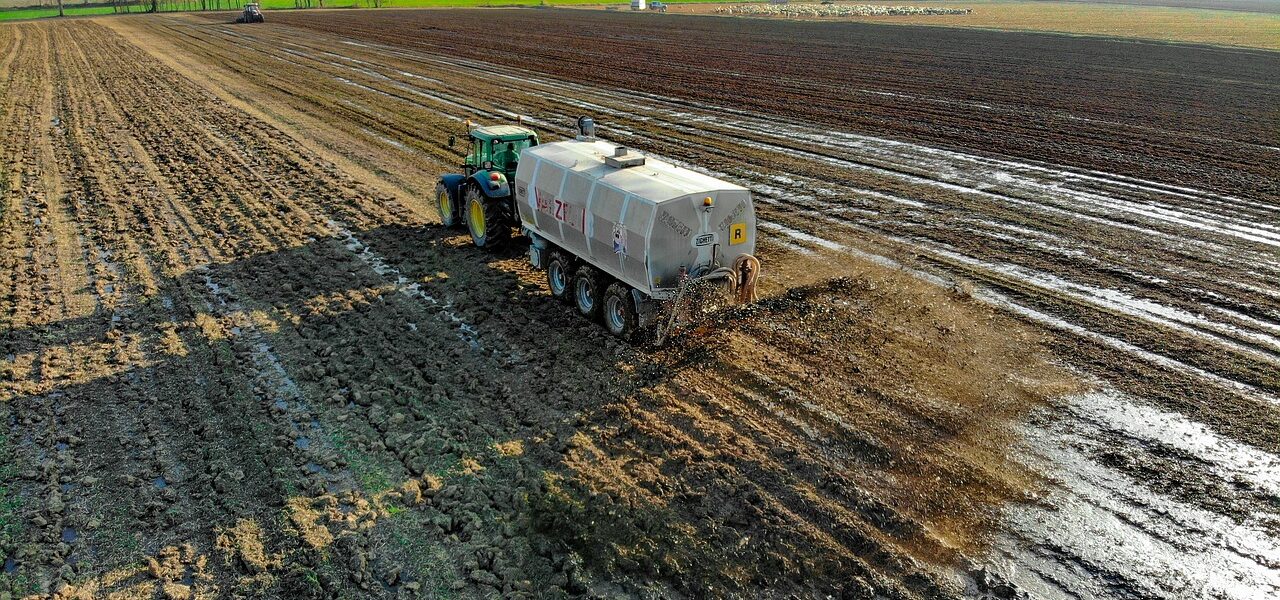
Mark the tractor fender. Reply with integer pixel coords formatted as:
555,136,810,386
439,174,467,201
467,172,511,199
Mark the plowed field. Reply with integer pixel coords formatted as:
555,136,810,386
1,8,1277,600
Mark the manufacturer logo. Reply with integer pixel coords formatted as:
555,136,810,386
658,210,692,238
694,233,716,247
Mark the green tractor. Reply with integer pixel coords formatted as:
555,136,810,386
436,123,539,247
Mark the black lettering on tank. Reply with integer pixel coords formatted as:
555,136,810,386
659,210,692,238
718,200,746,231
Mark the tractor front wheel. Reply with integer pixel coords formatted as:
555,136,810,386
435,182,459,228
464,186,509,248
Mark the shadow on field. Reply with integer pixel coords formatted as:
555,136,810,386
1,223,1076,598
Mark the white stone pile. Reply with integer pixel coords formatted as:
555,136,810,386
715,4,973,17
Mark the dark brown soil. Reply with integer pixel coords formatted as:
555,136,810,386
0,17,1075,600
272,8,1280,202
2,10,1277,600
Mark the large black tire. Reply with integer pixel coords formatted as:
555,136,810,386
464,185,510,248
573,264,603,320
435,182,459,228
602,282,638,339
546,250,574,304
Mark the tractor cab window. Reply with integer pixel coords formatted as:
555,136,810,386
490,138,531,171
469,138,492,168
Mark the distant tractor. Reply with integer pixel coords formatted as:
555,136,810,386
435,123,539,248
236,3,264,23
437,117,761,339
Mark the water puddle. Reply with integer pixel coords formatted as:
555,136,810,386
993,395,1280,600
61,528,77,544
153,476,168,489
1068,391,1280,496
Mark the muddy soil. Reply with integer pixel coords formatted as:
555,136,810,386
1,10,1277,600
272,8,1280,203
0,16,1077,600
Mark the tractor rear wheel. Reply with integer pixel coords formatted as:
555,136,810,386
603,282,638,338
546,251,574,303
573,265,603,320
464,186,509,248
435,182,459,228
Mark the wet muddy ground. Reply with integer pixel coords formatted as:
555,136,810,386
0,9,1277,600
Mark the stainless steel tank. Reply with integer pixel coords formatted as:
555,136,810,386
514,137,757,299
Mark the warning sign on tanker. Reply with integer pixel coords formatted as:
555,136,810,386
729,222,747,245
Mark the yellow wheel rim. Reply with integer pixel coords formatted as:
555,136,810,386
438,191,450,220
469,199,485,239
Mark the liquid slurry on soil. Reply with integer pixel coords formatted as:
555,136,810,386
1,8,1278,600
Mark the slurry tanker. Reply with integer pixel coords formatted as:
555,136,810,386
436,117,760,338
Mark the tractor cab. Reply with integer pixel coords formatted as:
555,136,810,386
461,125,538,181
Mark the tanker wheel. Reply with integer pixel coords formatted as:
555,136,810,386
546,251,574,303
573,265,603,320
464,186,509,248
603,282,638,339
434,182,459,228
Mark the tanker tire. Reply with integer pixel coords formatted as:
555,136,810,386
603,283,638,339
573,265,603,321
465,186,509,248
546,251,574,303
435,182,459,228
